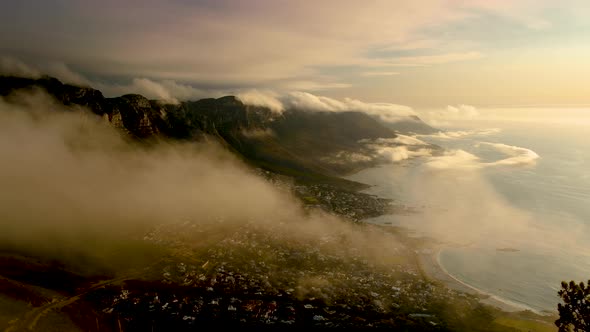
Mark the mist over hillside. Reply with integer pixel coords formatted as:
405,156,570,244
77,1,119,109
0,76,436,186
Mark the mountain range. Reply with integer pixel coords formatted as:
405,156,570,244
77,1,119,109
0,75,436,189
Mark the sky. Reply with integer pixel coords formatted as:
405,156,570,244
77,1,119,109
1,0,590,108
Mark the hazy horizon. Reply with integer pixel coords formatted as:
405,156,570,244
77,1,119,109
2,0,590,109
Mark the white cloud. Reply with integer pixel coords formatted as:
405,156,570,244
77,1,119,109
373,146,432,162
0,56,41,78
386,135,429,146
418,128,501,140
0,89,410,273
420,104,481,126
422,142,539,171
96,78,218,103
0,57,92,87
236,90,284,114
130,78,179,103
422,149,482,170
446,104,479,118
478,142,540,167
327,133,433,165
282,92,417,123
104,78,179,104
44,62,91,86
361,135,429,146
158,80,218,101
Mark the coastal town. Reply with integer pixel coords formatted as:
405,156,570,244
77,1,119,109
91,220,463,330
82,176,515,331
256,168,416,222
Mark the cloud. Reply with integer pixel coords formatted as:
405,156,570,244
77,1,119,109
0,56,41,78
0,57,91,86
367,135,429,146
478,142,540,167
422,149,482,170
234,91,418,123
325,145,431,165
421,142,539,171
445,105,479,118
97,78,218,103
0,1,511,88
384,158,538,247
282,92,417,122
0,90,407,275
0,57,419,122
127,78,179,104
157,79,220,100
236,90,284,114
417,128,501,140
326,134,433,165
372,146,432,162
43,62,92,86
420,104,481,126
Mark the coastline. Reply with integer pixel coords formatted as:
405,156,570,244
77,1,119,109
416,247,538,314
346,162,554,317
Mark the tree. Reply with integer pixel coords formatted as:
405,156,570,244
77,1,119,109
555,280,590,332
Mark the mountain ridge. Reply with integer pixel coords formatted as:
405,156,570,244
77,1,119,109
0,75,435,189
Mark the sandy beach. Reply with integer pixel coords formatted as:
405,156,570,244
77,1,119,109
416,247,534,313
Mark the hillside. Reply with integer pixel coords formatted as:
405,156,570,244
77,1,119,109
0,75,434,188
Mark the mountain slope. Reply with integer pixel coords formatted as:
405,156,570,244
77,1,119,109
0,75,432,187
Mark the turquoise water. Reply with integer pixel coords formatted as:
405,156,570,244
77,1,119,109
349,117,590,313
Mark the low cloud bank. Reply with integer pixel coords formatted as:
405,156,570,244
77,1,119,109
363,135,429,146
97,78,218,105
238,90,418,120
326,135,432,165
417,128,501,140
422,142,539,171
235,90,284,114
0,56,42,79
0,90,403,274
330,131,539,175
419,104,480,127
282,92,417,122
373,146,432,162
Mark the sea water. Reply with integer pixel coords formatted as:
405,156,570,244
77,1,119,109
348,113,590,313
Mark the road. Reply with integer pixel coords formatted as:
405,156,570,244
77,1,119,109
3,272,143,332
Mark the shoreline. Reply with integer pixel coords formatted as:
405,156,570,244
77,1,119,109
347,163,555,317
416,246,541,314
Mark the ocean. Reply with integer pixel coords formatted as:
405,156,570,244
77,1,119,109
348,111,590,313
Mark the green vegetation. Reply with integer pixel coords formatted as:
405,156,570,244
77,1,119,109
302,196,319,204
494,316,555,332
556,280,590,332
